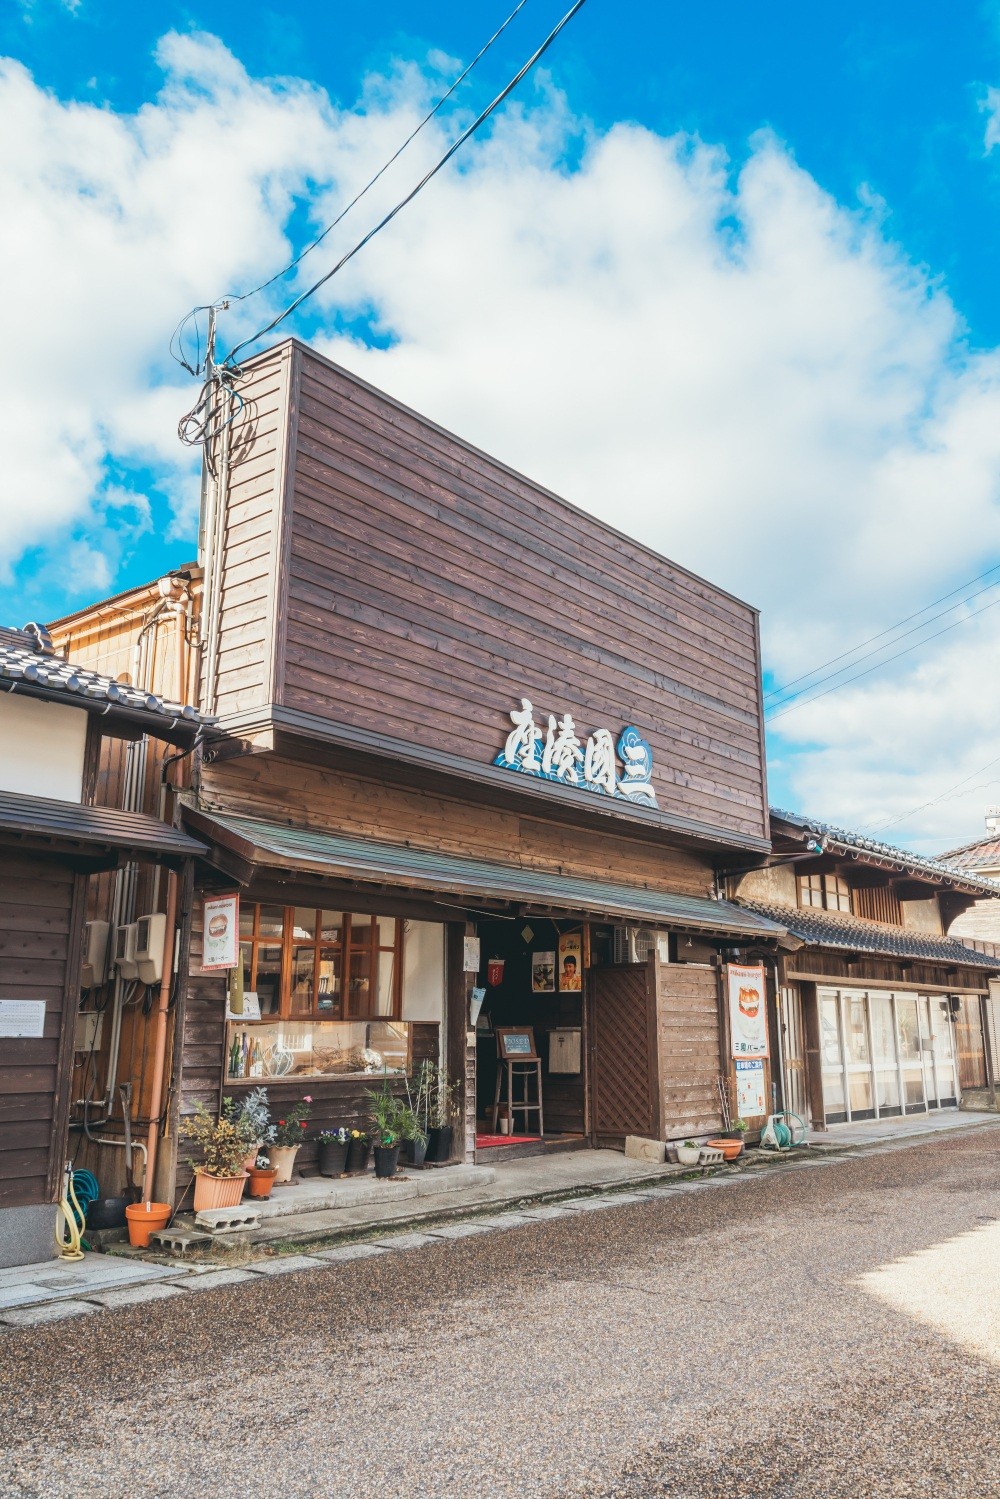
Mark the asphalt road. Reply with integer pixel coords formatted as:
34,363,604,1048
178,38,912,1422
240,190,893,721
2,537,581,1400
2,1129,999,1499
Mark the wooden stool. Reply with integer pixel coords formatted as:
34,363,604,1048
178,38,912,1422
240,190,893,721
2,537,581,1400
491,1028,544,1136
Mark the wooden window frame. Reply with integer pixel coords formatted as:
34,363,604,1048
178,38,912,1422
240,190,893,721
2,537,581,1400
798,873,852,914
239,905,403,1022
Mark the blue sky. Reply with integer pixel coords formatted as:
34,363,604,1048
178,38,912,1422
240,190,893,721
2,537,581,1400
5,1,1000,847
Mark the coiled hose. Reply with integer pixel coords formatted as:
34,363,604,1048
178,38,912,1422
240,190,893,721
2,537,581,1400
55,1167,100,1259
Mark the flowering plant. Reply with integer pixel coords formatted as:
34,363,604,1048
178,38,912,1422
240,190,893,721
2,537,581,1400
272,1097,312,1147
317,1127,349,1145
181,1103,250,1178
254,1153,274,1170
350,1128,368,1142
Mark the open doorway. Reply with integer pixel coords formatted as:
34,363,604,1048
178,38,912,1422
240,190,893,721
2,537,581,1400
473,917,587,1159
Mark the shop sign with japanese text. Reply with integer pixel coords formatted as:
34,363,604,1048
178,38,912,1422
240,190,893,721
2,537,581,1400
202,893,240,971
493,698,657,808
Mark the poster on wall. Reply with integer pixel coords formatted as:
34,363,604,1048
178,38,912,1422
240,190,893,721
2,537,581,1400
558,932,583,991
735,1059,767,1118
202,893,240,971
727,963,769,1059
531,951,555,993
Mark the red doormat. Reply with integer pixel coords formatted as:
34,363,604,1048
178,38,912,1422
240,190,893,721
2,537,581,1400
475,1134,541,1148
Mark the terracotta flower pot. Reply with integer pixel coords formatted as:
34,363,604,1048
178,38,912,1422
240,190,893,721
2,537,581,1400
247,1166,279,1199
269,1145,300,1183
707,1138,744,1161
125,1201,171,1247
193,1170,249,1212
243,1143,262,1171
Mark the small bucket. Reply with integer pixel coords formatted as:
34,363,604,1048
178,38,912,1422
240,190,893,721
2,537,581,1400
125,1201,172,1247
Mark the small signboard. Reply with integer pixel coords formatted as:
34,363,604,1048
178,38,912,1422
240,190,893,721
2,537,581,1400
735,1059,767,1119
0,1000,46,1038
727,963,769,1059
202,893,239,971
497,1028,536,1059
463,936,481,974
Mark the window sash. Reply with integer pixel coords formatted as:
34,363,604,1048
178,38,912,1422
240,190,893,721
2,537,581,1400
237,905,402,1021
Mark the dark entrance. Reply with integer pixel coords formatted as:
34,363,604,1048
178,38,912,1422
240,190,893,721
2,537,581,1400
589,963,659,1144
474,918,586,1156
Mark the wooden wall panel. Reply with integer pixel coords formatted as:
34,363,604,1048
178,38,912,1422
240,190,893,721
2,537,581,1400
0,853,81,1209
223,341,768,841
201,753,715,899
655,960,725,1138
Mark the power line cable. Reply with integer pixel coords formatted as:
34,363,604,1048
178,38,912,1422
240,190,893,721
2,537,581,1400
765,590,1000,724
864,753,1000,838
169,1,531,379
764,560,1000,705
222,0,588,368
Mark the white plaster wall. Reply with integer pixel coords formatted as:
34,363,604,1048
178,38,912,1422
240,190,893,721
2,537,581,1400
402,920,445,1021
734,863,797,905
0,694,86,801
899,898,943,935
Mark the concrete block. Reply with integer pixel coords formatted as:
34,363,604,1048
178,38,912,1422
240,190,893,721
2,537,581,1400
313,1243,389,1262
425,1222,494,1239
194,1206,261,1233
244,1254,326,1276
87,1282,188,1309
561,1196,615,1212
151,1228,213,1256
0,1206,60,1271
182,1269,257,1292
625,1135,666,1164
0,1299,98,1327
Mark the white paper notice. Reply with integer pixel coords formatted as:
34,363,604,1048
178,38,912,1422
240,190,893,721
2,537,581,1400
0,1000,46,1038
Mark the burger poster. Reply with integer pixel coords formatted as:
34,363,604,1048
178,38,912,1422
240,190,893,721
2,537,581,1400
202,893,239,971
726,963,768,1060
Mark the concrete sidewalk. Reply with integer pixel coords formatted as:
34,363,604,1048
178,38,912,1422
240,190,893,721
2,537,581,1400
3,1113,998,1327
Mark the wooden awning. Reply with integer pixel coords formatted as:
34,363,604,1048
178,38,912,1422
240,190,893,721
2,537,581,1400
0,790,206,869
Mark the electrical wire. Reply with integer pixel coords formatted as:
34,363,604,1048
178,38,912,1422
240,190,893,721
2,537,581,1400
864,754,1000,837
765,590,1000,724
222,0,588,368
765,564,1000,710
170,0,531,379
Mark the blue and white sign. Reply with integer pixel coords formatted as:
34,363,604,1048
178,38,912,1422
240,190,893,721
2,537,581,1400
494,698,657,808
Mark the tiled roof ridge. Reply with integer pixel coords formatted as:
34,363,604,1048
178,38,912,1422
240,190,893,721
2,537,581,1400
770,806,1000,896
0,624,207,725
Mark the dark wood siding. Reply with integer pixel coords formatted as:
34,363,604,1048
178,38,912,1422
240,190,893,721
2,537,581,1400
655,959,725,1138
0,854,83,1208
222,340,768,842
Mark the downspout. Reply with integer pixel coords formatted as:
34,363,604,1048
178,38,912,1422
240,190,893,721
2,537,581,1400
142,868,178,1203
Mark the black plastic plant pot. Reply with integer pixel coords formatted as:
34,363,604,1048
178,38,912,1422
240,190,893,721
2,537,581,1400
426,1126,453,1163
318,1140,349,1177
346,1139,371,1174
406,1137,428,1169
85,1196,128,1230
373,1144,401,1179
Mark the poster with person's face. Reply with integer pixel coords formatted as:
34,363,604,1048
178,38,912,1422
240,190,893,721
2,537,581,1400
531,951,555,993
558,932,583,991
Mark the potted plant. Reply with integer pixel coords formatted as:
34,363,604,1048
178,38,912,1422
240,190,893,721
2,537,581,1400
676,1139,702,1167
247,1152,279,1199
181,1102,251,1211
226,1087,273,1169
423,1064,458,1164
317,1127,350,1177
402,1066,430,1167
346,1128,371,1174
367,1080,404,1179
723,1117,748,1144
269,1096,312,1182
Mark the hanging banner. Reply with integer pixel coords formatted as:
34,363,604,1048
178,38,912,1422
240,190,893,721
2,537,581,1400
727,963,769,1059
202,893,240,971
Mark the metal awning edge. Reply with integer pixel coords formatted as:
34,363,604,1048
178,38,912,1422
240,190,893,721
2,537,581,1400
184,807,786,939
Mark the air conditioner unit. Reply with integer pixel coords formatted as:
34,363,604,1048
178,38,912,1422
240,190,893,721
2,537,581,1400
114,923,138,980
613,925,666,965
81,919,110,989
135,912,167,986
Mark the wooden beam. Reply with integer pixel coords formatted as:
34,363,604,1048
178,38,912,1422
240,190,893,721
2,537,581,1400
786,968,989,996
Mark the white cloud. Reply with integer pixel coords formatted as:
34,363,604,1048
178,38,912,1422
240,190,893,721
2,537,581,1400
5,32,1000,850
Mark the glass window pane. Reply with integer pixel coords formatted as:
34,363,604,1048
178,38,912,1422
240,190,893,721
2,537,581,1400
255,943,282,1015
319,911,345,943
292,907,316,941
289,946,316,1015
849,1072,873,1114
239,941,252,980
870,997,896,1063
820,996,842,1067
376,915,396,949
258,905,285,939
875,1066,900,1110
896,997,920,1061
376,948,395,1016
348,948,371,1017
844,998,870,1065
902,1069,925,1107
239,905,255,939
934,999,955,1060
316,949,342,1015
350,918,374,949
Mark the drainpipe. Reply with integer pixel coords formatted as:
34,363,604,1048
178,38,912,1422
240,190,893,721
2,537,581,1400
142,869,178,1203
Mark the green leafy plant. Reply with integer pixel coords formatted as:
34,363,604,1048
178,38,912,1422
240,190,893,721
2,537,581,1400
225,1087,274,1146
181,1103,250,1178
367,1079,405,1146
272,1096,312,1147
732,1118,748,1134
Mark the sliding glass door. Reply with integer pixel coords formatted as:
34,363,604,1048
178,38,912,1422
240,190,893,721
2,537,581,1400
817,987,961,1125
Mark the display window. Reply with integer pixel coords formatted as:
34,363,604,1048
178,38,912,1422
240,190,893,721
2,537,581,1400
236,905,402,1020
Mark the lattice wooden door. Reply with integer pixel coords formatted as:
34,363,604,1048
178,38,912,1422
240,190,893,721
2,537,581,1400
591,964,657,1143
